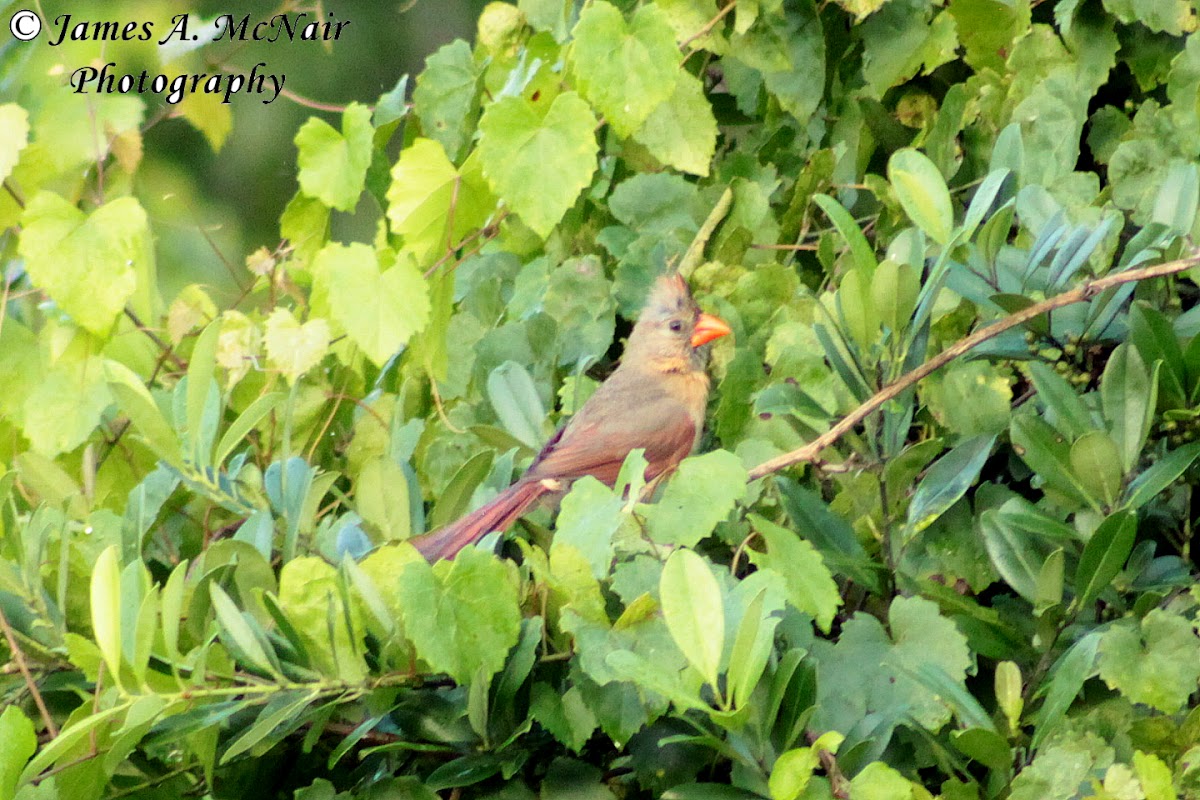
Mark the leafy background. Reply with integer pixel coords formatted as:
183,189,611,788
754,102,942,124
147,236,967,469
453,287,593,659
2,0,1200,798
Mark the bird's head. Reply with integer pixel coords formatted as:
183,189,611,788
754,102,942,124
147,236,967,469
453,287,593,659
625,274,732,371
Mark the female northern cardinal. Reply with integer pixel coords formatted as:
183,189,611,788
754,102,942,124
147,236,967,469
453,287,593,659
409,273,732,561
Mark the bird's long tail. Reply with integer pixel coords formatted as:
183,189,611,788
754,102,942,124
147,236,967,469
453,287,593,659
407,479,548,562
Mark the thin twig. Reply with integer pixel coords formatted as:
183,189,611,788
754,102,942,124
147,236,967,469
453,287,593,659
746,252,1200,481
679,0,736,52
124,308,187,371
0,609,58,737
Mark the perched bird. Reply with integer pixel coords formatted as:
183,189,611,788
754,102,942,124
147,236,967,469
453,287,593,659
409,273,732,561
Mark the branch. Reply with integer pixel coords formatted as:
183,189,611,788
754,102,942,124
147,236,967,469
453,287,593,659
0,609,58,737
746,252,1200,481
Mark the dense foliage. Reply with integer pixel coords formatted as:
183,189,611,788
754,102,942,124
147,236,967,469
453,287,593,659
3,0,1200,798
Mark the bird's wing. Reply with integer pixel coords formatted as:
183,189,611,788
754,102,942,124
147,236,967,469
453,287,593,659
528,389,698,486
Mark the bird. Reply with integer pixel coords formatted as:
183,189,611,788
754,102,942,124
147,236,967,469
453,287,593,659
408,273,732,561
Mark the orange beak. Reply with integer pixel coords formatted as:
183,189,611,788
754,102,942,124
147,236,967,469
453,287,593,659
691,313,732,348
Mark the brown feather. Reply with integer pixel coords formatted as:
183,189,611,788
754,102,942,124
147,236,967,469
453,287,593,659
406,274,728,561
409,480,549,562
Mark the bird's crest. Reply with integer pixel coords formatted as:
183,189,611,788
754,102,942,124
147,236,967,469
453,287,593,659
646,273,696,314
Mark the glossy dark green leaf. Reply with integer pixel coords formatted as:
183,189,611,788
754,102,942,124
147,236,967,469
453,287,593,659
220,690,320,765
1010,414,1098,510
1129,302,1187,409
1027,363,1095,441
1069,431,1124,507
1123,441,1200,510
980,509,1054,604
777,479,883,594
1073,510,1136,611
1101,344,1158,473
906,434,994,535
1031,631,1101,749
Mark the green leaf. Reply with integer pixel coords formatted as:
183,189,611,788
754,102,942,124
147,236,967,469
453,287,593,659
906,435,994,534
210,583,279,677
1027,362,1095,442
1101,344,1158,474
923,360,1012,438
18,192,149,334
768,747,820,800
747,514,840,633
1132,750,1175,800
1151,159,1199,235
278,557,367,682
294,102,373,212
186,321,221,467
642,451,747,547
220,690,321,765
813,194,878,275
160,560,189,662
477,92,598,237
543,255,618,366
848,761,915,800
951,727,1012,770
90,545,124,687
1031,631,1100,749
385,138,496,266
837,268,880,351
19,702,132,784
214,392,285,468
1123,441,1200,510
888,148,954,244
1130,302,1187,409
397,547,521,684
1102,0,1195,35
631,71,718,176
1098,608,1200,713
872,258,919,335
1069,431,1124,507
413,39,482,161
531,685,597,754
321,244,431,367
22,356,113,457
0,706,36,799
726,584,777,707
279,192,330,268
727,0,826,121
961,168,1012,241
429,450,494,530
263,309,330,384
0,103,29,184
552,477,624,579
571,1,679,137
605,647,706,712
980,507,1062,605
1073,510,1136,611
356,457,412,541
777,479,882,593
1010,413,1097,510
486,361,546,450
660,549,725,687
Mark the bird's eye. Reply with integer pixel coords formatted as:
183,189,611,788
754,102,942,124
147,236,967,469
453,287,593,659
669,319,684,333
